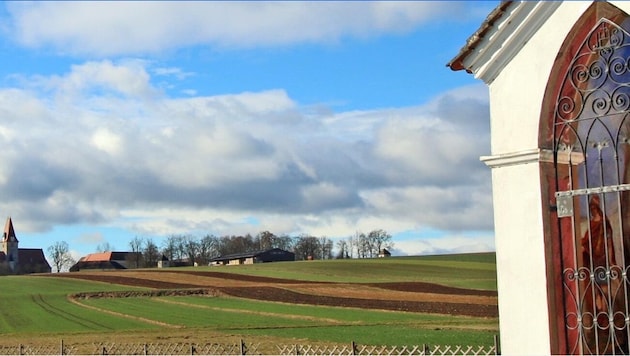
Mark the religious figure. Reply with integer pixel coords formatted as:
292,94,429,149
580,195,626,354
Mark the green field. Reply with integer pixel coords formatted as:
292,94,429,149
0,253,499,349
178,252,498,290
0,277,155,334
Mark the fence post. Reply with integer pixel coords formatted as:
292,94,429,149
18,344,23,355
494,334,501,355
240,339,245,355
422,343,429,355
295,344,299,355
144,343,148,355
60,339,64,355
190,343,195,355
351,341,357,355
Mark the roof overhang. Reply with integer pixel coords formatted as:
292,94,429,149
447,1,562,84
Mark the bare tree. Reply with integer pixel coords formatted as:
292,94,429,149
257,231,275,250
354,232,368,258
143,238,160,268
47,241,75,273
128,236,144,268
294,235,321,260
346,235,355,259
182,235,199,265
275,234,295,251
198,235,218,265
320,236,333,260
336,239,349,259
217,234,257,255
95,242,115,252
368,229,393,256
161,235,180,261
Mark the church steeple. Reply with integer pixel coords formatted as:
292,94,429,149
4,217,18,244
2,217,19,270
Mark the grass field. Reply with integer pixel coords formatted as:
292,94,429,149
0,252,499,350
183,252,497,290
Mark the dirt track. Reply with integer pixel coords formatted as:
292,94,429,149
51,270,498,318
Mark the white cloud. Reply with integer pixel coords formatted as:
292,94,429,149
392,234,495,256
0,60,492,254
48,60,157,99
76,231,105,245
153,67,195,80
6,2,464,56
91,128,123,156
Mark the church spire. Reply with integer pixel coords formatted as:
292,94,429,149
4,217,18,243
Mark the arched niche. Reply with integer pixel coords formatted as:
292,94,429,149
540,2,630,354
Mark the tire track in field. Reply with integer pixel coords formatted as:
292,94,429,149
31,294,113,331
68,296,183,329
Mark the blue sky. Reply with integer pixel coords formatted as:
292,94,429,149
0,1,498,261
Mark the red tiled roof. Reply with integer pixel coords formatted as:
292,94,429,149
82,252,113,262
79,251,141,262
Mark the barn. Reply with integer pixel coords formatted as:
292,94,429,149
70,251,142,271
209,248,295,266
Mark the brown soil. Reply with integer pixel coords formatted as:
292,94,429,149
50,270,498,318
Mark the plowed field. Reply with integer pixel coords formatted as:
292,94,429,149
51,270,498,318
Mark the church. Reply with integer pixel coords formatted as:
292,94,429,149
0,217,51,274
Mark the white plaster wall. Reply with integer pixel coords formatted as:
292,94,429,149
491,161,549,355
486,2,592,354
490,2,590,155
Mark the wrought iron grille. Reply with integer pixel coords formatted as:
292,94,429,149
554,17,630,355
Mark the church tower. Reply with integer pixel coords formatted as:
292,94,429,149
2,217,19,271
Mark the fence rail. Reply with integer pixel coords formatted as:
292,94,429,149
0,338,500,355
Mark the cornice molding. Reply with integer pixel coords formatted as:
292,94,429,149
480,148,552,168
464,1,562,84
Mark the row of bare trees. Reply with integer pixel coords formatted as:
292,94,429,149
46,229,393,271
131,232,337,267
336,229,393,259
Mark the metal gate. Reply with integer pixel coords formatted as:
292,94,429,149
553,16,630,355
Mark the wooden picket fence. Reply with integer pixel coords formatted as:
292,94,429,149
0,337,500,355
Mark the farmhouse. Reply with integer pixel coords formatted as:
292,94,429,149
0,217,51,274
209,248,295,266
448,1,630,354
69,251,142,271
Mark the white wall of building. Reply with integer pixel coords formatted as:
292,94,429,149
482,2,601,354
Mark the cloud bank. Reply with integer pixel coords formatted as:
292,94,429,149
0,60,491,241
0,2,496,255
5,2,467,55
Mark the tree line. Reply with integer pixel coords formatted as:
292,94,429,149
47,229,393,272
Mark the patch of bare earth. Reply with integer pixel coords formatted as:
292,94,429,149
288,285,496,305
51,270,498,318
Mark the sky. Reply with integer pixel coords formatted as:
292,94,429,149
0,1,498,261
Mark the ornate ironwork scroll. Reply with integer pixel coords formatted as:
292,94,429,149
554,17,630,355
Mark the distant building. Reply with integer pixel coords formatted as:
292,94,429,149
209,248,295,266
163,257,194,268
69,251,142,271
0,217,51,274
378,249,391,258
157,254,170,268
